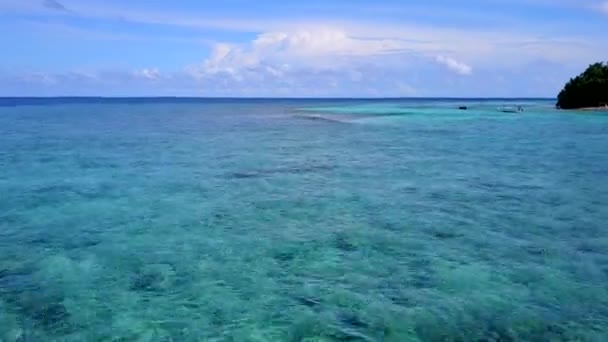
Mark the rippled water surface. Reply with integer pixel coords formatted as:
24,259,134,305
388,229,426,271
1,98,608,341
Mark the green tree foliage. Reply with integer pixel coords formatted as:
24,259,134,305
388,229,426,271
557,62,608,109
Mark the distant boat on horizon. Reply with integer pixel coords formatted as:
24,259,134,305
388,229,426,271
498,105,524,113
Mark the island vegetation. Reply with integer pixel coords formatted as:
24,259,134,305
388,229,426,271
556,62,608,110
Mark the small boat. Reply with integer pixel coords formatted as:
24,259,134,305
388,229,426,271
458,106,468,110
498,106,524,113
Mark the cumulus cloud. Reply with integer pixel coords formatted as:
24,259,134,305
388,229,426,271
193,28,422,80
192,24,604,86
187,27,479,96
181,28,477,96
251,29,405,57
199,28,407,72
4,1,606,97
435,55,472,75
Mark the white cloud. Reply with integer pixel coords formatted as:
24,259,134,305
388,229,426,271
183,23,608,95
0,61,577,97
203,28,407,71
5,0,606,69
194,28,422,79
191,23,604,75
198,43,259,76
3,0,607,97
435,55,472,75
252,29,405,57
133,68,161,80
182,28,477,96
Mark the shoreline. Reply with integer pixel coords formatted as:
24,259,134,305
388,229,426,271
575,106,608,111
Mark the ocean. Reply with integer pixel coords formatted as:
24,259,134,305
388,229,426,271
1,98,607,341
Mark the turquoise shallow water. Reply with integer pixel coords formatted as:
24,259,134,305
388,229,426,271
1,98,608,341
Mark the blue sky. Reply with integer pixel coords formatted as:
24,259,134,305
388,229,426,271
1,0,607,97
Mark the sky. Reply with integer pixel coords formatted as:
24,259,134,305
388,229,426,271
1,0,608,97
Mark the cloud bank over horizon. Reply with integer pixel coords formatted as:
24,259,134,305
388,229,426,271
0,0,607,97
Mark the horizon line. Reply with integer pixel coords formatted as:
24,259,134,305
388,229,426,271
0,96,555,100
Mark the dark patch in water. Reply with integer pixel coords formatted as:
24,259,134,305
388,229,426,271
380,222,399,232
496,320,568,341
334,232,358,252
524,245,548,257
429,192,448,201
294,114,351,124
409,128,459,136
210,308,226,327
380,278,417,307
181,302,200,309
273,250,296,262
291,165,334,173
213,212,227,220
577,242,601,254
26,235,53,246
8,290,72,334
431,230,463,240
294,295,321,309
326,328,372,342
408,258,432,270
130,272,164,292
325,330,370,342
410,273,435,289
0,214,22,225
229,164,334,180
387,292,414,307
407,258,436,288
338,311,369,329
415,311,575,341
0,273,33,293
130,264,175,293
63,236,101,250
0,267,39,295
232,172,258,179
509,267,543,286
483,322,517,342
28,302,70,331
374,220,401,232
401,186,418,194
33,184,75,195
